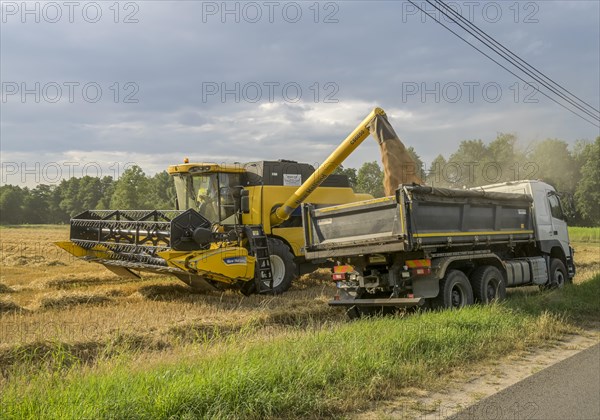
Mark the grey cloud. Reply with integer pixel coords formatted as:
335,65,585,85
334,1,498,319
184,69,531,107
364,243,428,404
1,1,598,181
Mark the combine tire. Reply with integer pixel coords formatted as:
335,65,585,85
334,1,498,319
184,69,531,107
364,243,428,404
265,238,297,294
470,266,506,304
433,270,473,309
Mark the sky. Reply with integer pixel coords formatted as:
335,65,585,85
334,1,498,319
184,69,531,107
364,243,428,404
1,0,599,186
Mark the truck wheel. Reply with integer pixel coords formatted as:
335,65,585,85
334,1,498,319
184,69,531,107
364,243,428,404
548,258,568,289
433,270,474,309
470,266,506,304
265,238,297,294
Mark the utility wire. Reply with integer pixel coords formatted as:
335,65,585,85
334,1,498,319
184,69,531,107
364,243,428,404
422,0,600,124
420,0,600,125
406,0,600,128
430,0,599,119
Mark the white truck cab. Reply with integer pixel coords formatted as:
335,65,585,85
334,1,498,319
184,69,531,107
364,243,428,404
476,180,575,279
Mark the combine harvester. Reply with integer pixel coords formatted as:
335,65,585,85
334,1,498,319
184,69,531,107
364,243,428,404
57,108,421,295
302,180,576,317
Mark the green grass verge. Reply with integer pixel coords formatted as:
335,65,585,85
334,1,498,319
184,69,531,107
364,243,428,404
569,226,600,242
1,275,599,420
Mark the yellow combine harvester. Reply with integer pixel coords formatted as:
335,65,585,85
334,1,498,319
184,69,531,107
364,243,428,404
56,108,421,294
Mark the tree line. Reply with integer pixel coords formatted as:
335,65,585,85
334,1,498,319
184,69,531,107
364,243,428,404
1,136,598,226
0,167,176,224
339,136,599,226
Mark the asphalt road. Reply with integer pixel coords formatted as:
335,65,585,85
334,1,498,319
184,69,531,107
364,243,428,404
449,343,600,420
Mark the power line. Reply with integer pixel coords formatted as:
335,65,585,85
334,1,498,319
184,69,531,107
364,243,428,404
418,0,600,126
406,0,600,128
430,0,599,119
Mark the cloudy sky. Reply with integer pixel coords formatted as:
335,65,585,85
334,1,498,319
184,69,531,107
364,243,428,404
1,0,599,186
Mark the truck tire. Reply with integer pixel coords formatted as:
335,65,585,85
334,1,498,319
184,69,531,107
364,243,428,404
470,266,506,304
433,270,474,309
265,238,297,294
548,258,568,289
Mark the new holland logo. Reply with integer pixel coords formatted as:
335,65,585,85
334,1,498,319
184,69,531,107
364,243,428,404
223,256,247,265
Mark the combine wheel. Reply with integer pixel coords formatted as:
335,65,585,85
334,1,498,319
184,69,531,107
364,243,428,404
470,266,506,303
265,238,297,294
432,270,474,309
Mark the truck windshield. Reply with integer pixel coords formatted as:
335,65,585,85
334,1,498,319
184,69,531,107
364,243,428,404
173,173,240,223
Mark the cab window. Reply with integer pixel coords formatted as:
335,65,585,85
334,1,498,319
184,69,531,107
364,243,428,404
548,193,565,220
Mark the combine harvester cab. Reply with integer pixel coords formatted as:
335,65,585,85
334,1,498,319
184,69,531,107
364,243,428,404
56,107,423,295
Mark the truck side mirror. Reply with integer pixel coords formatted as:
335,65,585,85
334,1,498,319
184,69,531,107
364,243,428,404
240,189,250,214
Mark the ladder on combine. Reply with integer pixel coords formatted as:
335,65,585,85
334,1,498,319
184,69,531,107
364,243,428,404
244,225,274,293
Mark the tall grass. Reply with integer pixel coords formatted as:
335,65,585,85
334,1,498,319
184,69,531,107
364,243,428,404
569,226,600,243
2,274,598,420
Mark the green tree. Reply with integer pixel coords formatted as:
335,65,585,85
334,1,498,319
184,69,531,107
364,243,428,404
57,178,82,216
427,154,449,187
57,176,106,216
147,171,177,209
528,139,577,193
78,177,104,210
407,146,425,181
447,139,489,188
487,133,526,184
110,166,151,209
574,137,600,225
0,185,25,224
333,165,358,189
23,185,60,223
356,161,384,197
95,176,116,209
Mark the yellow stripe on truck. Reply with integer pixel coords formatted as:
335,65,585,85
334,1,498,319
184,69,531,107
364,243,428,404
413,230,534,238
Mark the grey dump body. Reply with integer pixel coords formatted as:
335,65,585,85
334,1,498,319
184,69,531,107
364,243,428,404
303,185,534,258
302,182,574,313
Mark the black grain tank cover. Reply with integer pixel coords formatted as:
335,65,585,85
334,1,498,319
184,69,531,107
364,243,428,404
403,185,533,205
243,160,349,188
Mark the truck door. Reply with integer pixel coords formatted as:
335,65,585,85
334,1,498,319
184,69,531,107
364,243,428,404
532,185,553,243
547,191,570,257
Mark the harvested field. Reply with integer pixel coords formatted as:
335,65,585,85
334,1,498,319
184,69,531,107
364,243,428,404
0,226,598,418
0,283,14,293
0,226,340,373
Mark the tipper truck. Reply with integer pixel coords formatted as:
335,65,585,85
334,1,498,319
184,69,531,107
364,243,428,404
302,181,576,317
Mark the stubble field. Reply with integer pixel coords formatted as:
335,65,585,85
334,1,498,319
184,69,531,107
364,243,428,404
0,226,598,418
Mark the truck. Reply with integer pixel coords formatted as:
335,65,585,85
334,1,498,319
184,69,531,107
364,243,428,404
302,180,576,317
56,108,422,295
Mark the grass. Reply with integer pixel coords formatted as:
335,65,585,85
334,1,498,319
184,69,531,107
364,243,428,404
1,275,598,419
507,274,600,323
569,226,600,243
